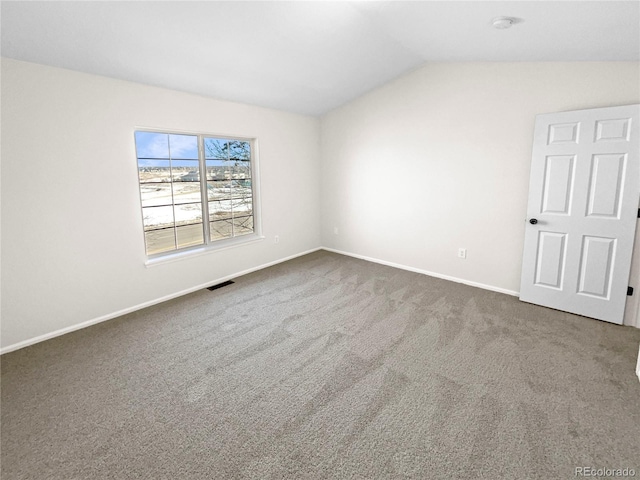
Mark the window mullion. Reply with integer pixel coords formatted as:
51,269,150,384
168,136,179,250
198,135,211,244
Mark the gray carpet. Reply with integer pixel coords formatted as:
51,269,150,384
2,250,640,479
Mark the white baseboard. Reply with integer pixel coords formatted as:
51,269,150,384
321,247,520,297
0,247,322,355
322,248,640,330
5,245,636,355
637,345,640,383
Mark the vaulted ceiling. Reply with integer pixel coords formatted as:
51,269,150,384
2,1,639,115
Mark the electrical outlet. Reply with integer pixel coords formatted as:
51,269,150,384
274,235,279,244
458,248,467,259
334,227,339,235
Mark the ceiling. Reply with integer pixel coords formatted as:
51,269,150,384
2,1,639,116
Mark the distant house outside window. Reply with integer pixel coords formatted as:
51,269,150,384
134,130,257,257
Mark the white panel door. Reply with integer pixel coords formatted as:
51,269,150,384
520,105,639,324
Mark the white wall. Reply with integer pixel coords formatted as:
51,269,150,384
1,58,321,350
3,60,640,352
320,63,640,311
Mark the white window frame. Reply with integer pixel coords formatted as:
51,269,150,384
134,128,263,266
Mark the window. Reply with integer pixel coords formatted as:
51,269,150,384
134,130,257,257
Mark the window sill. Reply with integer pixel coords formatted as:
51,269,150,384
144,234,265,268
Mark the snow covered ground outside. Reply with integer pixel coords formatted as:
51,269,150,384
141,183,252,228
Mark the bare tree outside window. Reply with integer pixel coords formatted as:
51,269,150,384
204,137,254,243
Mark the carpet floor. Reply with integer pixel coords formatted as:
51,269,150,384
2,250,640,479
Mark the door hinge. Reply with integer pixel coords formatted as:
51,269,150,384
628,286,634,296
637,208,640,218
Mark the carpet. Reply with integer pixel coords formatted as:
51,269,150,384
2,250,639,479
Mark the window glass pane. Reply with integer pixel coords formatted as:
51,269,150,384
145,228,176,255
206,159,233,180
176,223,204,249
206,167,218,181
229,141,250,161
227,168,244,184
236,178,252,190
135,132,169,159
169,134,198,160
173,183,201,204
138,160,171,183
209,200,232,221
235,162,252,180
172,161,199,182
233,216,254,236
210,167,251,189
207,181,234,200
140,183,173,207
142,205,174,230
234,182,253,200
205,159,228,168
212,159,235,181
231,195,253,216
221,166,235,181
204,138,228,159
210,219,233,241
174,203,202,227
